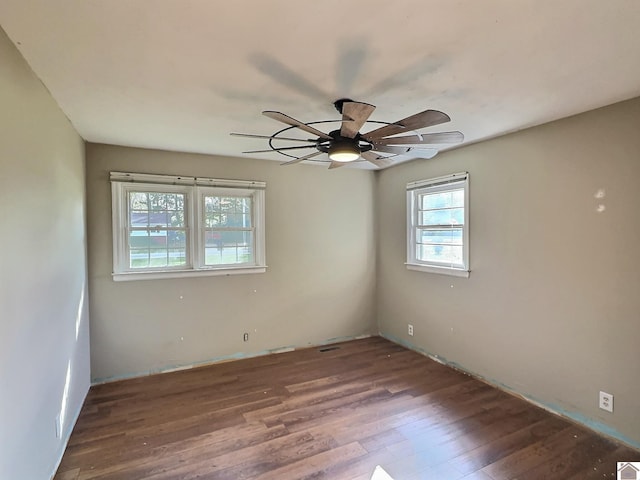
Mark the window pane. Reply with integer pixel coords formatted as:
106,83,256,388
418,229,463,246
169,211,185,228
167,231,186,248
204,197,252,233
130,192,148,210
129,248,150,268
418,244,464,265
129,231,151,249
149,248,168,267
148,211,170,227
204,231,253,266
205,196,251,215
129,192,185,228
149,193,168,210
420,208,464,226
130,211,148,227
420,189,464,209
205,196,220,213
167,249,186,266
165,194,181,210
205,231,222,248
204,214,219,228
128,230,186,269
224,196,251,214
229,213,243,226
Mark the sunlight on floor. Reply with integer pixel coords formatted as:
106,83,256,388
371,465,395,480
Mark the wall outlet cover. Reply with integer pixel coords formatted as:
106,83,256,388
599,391,613,412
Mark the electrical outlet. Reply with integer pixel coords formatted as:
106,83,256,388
599,391,613,412
408,324,414,336
243,332,249,342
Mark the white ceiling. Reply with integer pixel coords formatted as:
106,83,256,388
2,0,640,169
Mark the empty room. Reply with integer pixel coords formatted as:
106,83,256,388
1,1,640,479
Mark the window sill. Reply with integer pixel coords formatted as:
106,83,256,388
112,265,267,282
405,263,470,278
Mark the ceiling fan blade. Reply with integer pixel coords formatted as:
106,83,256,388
361,151,395,169
243,145,317,154
374,131,464,145
392,150,440,162
371,145,412,155
328,161,349,169
280,151,323,166
408,149,439,159
373,145,439,158
340,101,375,138
231,133,316,143
263,111,332,140
363,109,451,140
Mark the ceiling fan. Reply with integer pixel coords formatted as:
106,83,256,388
231,99,464,169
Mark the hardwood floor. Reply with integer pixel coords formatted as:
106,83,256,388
55,337,639,480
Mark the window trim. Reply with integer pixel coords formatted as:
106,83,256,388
111,172,266,281
406,172,469,278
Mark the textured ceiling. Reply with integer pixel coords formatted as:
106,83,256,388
2,0,640,169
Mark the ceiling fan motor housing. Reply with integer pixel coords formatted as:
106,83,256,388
318,130,373,161
333,98,353,114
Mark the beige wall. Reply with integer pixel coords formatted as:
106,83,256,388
376,97,640,447
0,27,90,478
86,144,377,381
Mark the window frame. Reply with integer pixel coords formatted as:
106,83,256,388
111,172,266,281
194,186,266,271
406,172,470,278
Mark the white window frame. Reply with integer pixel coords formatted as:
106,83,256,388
111,172,266,281
406,172,469,278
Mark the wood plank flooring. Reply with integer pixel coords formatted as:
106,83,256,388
54,337,639,480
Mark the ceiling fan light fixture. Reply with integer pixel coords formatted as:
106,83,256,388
328,141,360,162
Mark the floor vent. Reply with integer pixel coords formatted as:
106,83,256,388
319,346,341,353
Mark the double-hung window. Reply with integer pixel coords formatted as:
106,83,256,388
406,172,469,277
111,172,266,281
